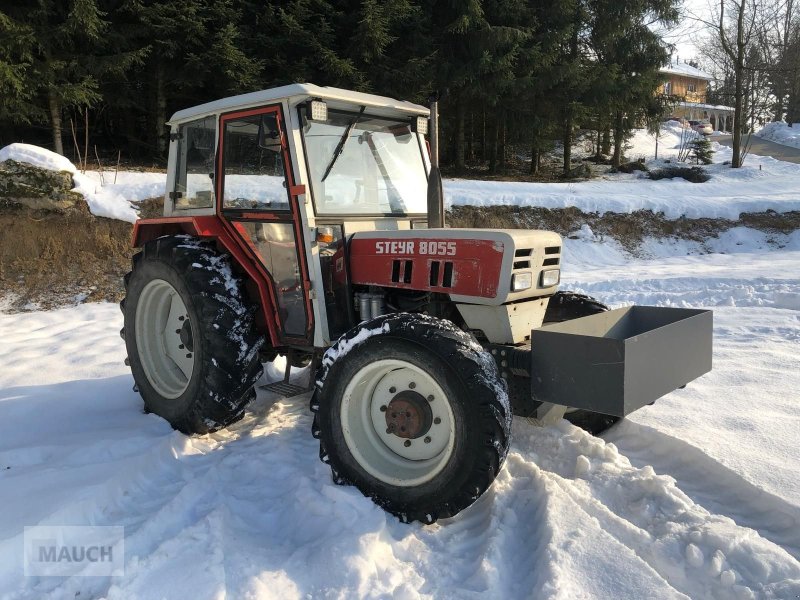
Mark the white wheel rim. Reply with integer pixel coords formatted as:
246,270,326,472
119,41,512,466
135,279,195,399
341,359,455,487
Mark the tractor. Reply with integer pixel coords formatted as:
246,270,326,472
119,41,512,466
122,84,712,524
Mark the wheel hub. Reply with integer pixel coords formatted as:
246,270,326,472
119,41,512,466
179,319,194,352
385,391,432,439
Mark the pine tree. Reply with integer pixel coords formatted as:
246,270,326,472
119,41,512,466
585,0,679,167
690,136,714,164
0,0,145,154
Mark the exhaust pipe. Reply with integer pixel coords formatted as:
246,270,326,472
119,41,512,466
427,92,444,228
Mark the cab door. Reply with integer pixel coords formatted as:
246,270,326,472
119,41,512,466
217,105,313,345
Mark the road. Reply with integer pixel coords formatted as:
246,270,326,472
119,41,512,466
714,133,800,164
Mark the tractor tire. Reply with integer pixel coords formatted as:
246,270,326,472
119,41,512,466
121,235,264,434
543,291,621,436
311,313,511,524
543,290,609,323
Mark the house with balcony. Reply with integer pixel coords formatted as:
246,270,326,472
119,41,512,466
659,60,734,132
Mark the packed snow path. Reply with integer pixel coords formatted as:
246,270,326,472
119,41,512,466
716,134,800,165
1,239,800,599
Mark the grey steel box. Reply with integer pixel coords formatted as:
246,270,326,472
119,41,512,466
530,306,713,417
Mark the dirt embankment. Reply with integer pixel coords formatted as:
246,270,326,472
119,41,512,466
0,205,135,310
1,199,799,311
448,205,800,253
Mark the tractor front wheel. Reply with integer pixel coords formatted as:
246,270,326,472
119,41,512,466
312,313,511,524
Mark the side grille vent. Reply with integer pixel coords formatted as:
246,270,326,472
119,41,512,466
429,260,454,288
391,259,414,284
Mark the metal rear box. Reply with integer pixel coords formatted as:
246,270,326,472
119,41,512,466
530,306,713,417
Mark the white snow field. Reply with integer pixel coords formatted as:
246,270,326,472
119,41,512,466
445,136,800,219
1,225,800,599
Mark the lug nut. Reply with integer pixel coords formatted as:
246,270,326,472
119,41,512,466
434,417,441,425
409,382,416,389
179,344,184,349
427,395,434,402
389,386,396,394
386,425,395,434
179,316,185,321
424,436,431,444
380,405,387,412
404,440,411,447
175,329,181,334
186,353,192,358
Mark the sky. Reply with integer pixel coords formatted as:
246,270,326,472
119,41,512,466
660,0,717,64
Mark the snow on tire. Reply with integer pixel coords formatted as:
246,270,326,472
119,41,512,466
121,235,264,434
311,313,511,524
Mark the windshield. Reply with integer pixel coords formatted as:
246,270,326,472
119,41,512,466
302,110,429,215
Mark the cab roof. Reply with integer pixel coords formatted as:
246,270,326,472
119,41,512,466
168,83,429,125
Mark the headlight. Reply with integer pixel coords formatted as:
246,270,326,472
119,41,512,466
511,272,532,291
414,116,429,135
540,269,560,287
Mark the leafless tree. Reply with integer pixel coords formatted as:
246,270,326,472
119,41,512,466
692,0,779,166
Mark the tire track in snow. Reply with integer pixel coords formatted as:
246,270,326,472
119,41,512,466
606,420,800,562
516,419,800,599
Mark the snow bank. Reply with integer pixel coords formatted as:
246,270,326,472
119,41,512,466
0,142,76,173
0,143,160,223
446,125,800,219
755,122,800,149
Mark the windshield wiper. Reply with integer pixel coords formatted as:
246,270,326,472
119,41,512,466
320,105,366,182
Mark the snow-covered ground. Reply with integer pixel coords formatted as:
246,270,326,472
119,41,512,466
447,128,800,219
756,122,800,150
2,131,800,597
1,226,799,599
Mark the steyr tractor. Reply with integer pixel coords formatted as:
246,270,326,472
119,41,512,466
122,84,712,523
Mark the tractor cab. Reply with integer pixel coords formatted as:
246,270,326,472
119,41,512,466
148,85,432,350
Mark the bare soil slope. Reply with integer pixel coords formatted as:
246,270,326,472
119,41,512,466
2,199,799,311
0,206,133,310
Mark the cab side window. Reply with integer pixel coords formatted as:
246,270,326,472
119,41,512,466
223,113,289,210
173,116,216,210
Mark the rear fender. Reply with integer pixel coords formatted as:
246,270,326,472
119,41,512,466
132,216,282,348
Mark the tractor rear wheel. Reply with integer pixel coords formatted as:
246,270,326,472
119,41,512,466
311,313,511,524
543,291,621,436
121,235,264,434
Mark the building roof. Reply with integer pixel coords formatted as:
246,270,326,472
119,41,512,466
676,101,734,113
659,61,712,81
168,83,429,124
